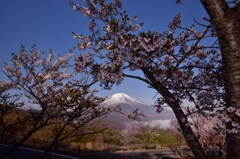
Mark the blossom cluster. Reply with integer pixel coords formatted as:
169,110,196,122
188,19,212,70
215,107,240,133
69,0,239,134
0,81,12,94
3,45,124,124
72,0,222,105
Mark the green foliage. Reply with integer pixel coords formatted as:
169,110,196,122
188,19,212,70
73,127,104,143
135,132,152,145
151,132,178,145
80,134,95,143
102,129,122,146
86,127,103,132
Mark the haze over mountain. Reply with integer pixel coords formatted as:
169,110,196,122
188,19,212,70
100,93,176,128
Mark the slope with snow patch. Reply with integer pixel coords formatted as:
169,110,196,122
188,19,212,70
101,93,151,107
100,93,175,127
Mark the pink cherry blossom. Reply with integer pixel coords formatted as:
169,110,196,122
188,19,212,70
232,121,239,127
227,106,235,113
228,128,239,134
235,108,240,117
221,113,232,122
68,0,235,156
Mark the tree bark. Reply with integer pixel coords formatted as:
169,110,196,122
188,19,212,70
200,0,240,159
142,68,208,159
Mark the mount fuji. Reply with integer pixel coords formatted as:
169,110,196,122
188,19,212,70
99,93,176,127
102,93,152,107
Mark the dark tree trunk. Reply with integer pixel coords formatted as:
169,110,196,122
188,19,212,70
171,104,207,159
142,68,208,159
200,0,240,159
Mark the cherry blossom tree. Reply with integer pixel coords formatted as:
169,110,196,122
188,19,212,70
170,114,225,157
177,0,240,158
0,45,117,158
120,124,138,150
0,81,25,141
69,0,225,158
191,114,223,148
120,121,160,152
171,113,224,150
131,121,160,148
176,1,240,158
169,119,186,145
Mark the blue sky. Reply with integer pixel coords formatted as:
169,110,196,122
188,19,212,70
0,0,209,105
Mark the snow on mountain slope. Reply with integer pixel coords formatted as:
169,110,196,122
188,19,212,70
101,93,151,107
100,93,175,123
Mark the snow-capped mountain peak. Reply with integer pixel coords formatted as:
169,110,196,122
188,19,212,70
99,93,176,126
102,93,151,106
112,93,130,99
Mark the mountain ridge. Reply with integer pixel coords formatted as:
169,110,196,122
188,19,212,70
100,93,176,128
101,93,151,107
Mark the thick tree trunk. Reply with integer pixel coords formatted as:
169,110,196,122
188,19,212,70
142,68,208,159
171,103,207,159
200,0,240,159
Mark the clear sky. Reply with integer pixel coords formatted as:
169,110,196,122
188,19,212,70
0,0,209,105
